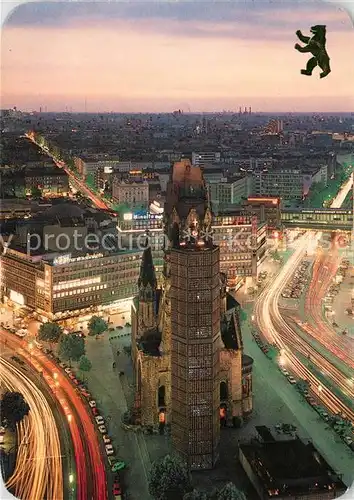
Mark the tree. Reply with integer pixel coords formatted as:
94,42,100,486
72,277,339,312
58,334,85,365
31,186,42,198
38,322,63,350
270,249,281,262
183,490,208,500
78,355,92,381
212,483,246,500
0,391,30,430
148,454,192,500
88,316,108,337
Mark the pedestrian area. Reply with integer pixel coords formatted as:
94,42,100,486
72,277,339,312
84,334,152,500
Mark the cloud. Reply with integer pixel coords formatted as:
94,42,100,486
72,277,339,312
5,0,353,38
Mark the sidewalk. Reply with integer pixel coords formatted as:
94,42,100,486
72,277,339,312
84,334,152,500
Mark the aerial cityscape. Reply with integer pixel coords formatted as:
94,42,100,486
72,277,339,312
1,2,354,500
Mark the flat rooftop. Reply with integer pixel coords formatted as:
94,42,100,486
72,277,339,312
240,435,346,498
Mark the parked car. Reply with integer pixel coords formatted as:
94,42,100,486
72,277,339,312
113,481,122,496
89,400,96,408
344,436,353,446
15,329,27,338
64,367,72,374
92,407,99,416
81,390,91,398
288,376,296,384
102,434,111,444
95,416,104,425
98,425,107,434
34,339,43,349
105,444,114,456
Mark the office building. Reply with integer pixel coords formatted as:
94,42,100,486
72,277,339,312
208,175,252,210
244,197,281,232
253,168,303,201
112,177,149,208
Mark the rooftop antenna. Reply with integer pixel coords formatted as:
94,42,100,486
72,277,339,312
84,98,87,113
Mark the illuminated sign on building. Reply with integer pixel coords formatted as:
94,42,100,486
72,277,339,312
133,213,163,220
9,290,25,306
53,254,72,266
123,213,133,221
53,253,104,266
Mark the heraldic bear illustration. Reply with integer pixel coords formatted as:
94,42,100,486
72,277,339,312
294,25,331,79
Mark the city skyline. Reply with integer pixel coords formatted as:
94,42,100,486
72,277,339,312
2,1,354,112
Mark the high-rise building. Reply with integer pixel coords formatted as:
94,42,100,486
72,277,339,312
170,242,221,470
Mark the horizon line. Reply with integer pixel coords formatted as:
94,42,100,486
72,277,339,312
3,109,354,115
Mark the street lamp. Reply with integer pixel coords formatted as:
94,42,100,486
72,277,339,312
69,473,74,484
318,384,323,393
67,414,72,423
53,372,58,380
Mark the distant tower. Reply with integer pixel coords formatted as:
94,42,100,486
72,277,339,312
249,107,252,114
244,107,247,114
239,107,242,115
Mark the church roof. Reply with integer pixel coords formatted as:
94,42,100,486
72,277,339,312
139,328,161,356
221,310,243,350
138,245,157,289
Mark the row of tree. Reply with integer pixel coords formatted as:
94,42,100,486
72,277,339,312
37,315,107,374
148,455,246,500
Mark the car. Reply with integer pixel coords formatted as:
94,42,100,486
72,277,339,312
280,369,289,377
92,407,99,416
72,378,80,385
11,355,26,367
102,434,111,444
288,376,296,384
34,339,43,349
64,367,72,374
98,425,107,434
95,415,104,425
59,362,67,368
89,400,96,408
113,482,122,496
105,444,114,456
68,373,75,380
344,436,353,446
81,390,91,398
15,329,27,338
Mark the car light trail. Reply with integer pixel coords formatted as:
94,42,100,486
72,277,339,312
1,357,63,500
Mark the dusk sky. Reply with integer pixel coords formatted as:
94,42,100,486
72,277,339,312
1,1,354,112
